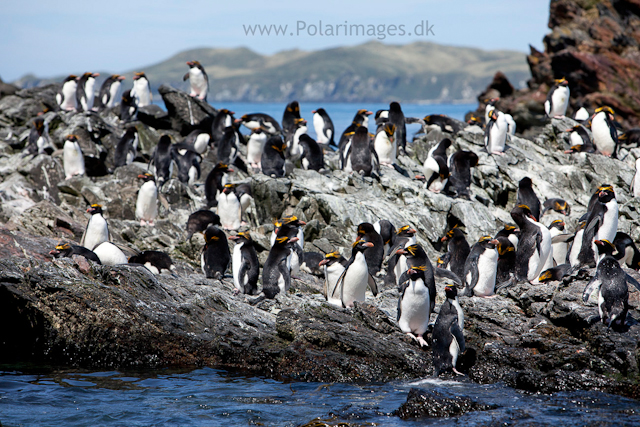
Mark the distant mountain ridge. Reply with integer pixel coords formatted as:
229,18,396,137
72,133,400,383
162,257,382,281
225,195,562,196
14,41,530,103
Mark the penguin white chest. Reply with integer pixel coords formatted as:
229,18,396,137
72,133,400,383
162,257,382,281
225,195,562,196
313,114,327,144
232,242,244,291
550,228,568,266
247,134,267,165
325,262,345,307
570,131,584,148
84,215,109,251
550,86,569,117
82,78,96,110
597,201,618,243
93,242,128,266
63,141,85,179
341,252,369,308
60,81,78,110
398,278,431,336
374,132,396,165
634,161,640,198
189,68,208,98
136,181,158,223
133,79,152,107
193,133,210,155
488,115,508,153
107,81,122,108
474,249,498,296
217,193,241,230
591,113,616,156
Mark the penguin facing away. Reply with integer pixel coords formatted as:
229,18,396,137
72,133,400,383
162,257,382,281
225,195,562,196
516,177,541,221
582,240,629,329
76,72,99,112
27,117,54,156
114,127,139,168
205,163,233,208
262,235,299,299
432,284,465,376
120,89,138,122
81,204,110,251
136,173,158,226
201,225,231,280
229,232,260,295
186,210,221,239
440,226,470,280
95,74,125,110
129,251,175,275
151,135,174,188
261,135,286,178
63,134,85,180
298,134,325,171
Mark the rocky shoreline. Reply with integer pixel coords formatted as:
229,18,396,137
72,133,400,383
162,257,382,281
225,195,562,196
0,79,639,403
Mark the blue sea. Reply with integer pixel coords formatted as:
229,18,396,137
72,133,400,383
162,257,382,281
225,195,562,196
1,367,639,426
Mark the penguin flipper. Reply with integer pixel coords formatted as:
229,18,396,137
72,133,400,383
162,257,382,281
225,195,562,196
582,277,601,303
183,72,190,82
450,322,466,354
463,253,480,296
625,273,640,292
331,267,349,299
551,233,575,244
368,273,378,296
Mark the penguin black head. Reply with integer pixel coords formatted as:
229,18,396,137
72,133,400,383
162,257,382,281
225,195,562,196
65,134,79,143
511,205,536,224
222,183,236,194
444,284,458,299
595,106,614,115
496,236,515,257
467,115,483,126
112,74,126,81
597,185,615,203
204,225,226,244
389,102,402,112
186,60,202,68
594,239,617,256
487,108,498,121
287,101,300,113
538,269,554,283
356,222,376,239
354,109,373,122
87,204,103,215
554,200,570,215
49,242,72,258
396,225,417,237
441,226,463,242
555,77,569,86
281,215,306,227
396,244,426,258
352,239,374,253
33,117,45,132
406,264,427,278
268,136,286,154
133,72,147,81
274,235,299,247
478,235,499,249
319,250,343,267
63,75,78,83
214,162,233,174
519,177,533,189
549,219,565,231
138,172,155,182
383,124,396,139
229,231,252,243
294,117,307,126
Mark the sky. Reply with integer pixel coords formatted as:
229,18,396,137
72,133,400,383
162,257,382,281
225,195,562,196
0,0,550,82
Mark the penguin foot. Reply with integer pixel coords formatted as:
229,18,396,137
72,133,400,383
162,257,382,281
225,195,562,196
453,368,465,376
417,335,429,348
233,288,241,295
140,220,146,226
491,151,505,156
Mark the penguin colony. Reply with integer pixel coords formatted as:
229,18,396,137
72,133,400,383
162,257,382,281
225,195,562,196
26,66,640,378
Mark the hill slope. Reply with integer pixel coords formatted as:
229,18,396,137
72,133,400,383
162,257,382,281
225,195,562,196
14,41,530,103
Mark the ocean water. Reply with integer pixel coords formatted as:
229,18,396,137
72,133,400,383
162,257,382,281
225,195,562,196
167,101,475,139
1,367,639,426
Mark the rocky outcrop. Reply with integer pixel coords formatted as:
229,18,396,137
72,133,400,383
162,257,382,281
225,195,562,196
1,84,640,401
394,388,497,419
474,0,640,132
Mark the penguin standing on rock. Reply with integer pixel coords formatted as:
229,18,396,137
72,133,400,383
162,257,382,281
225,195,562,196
495,224,519,250
120,90,138,122
613,232,640,270
432,284,465,376
205,163,233,208
373,219,397,254
511,205,552,282
201,225,230,280
484,108,507,155
333,240,378,308
246,127,268,169
312,108,335,147
569,220,587,268
344,126,379,177
95,74,125,110
631,159,640,198
81,204,110,251
385,226,417,287
388,102,407,154
397,265,432,347
262,235,299,299
50,243,101,264
591,107,618,157
178,130,211,156
151,135,174,188
516,177,541,221
447,150,478,199
217,126,240,165
129,251,175,274
63,134,85,180
114,127,139,168
582,240,630,329
184,60,209,101
131,72,152,107
356,222,385,275
548,219,570,266
298,134,325,171
282,101,301,142
545,78,570,118
420,138,451,193
261,136,286,178
271,216,306,278
211,109,235,144
136,173,158,226
462,236,499,297
338,109,372,161
173,147,202,185
76,72,99,112
56,75,78,111
578,185,618,267
439,227,470,280
217,184,242,231
26,117,53,156
374,123,396,166
229,232,259,295
319,251,348,307
495,236,516,285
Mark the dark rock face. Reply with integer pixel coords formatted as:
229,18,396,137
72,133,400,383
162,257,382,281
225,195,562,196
157,84,217,134
394,388,497,419
474,0,640,131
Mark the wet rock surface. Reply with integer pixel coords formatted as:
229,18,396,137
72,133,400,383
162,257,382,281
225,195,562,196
394,388,497,419
0,77,639,402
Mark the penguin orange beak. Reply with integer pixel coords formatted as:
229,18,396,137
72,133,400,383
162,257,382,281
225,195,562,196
363,242,374,248
298,220,307,226
396,248,407,255
49,249,59,255
312,110,317,114
527,214,537,221
490,239,499,245
227,168,234,173
118,75,126,80
228,235,239,240
234,118,242,123
318,258,330,266
440,236,448,242
289,237,299,244
407,269,416,274
366,111,373,115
